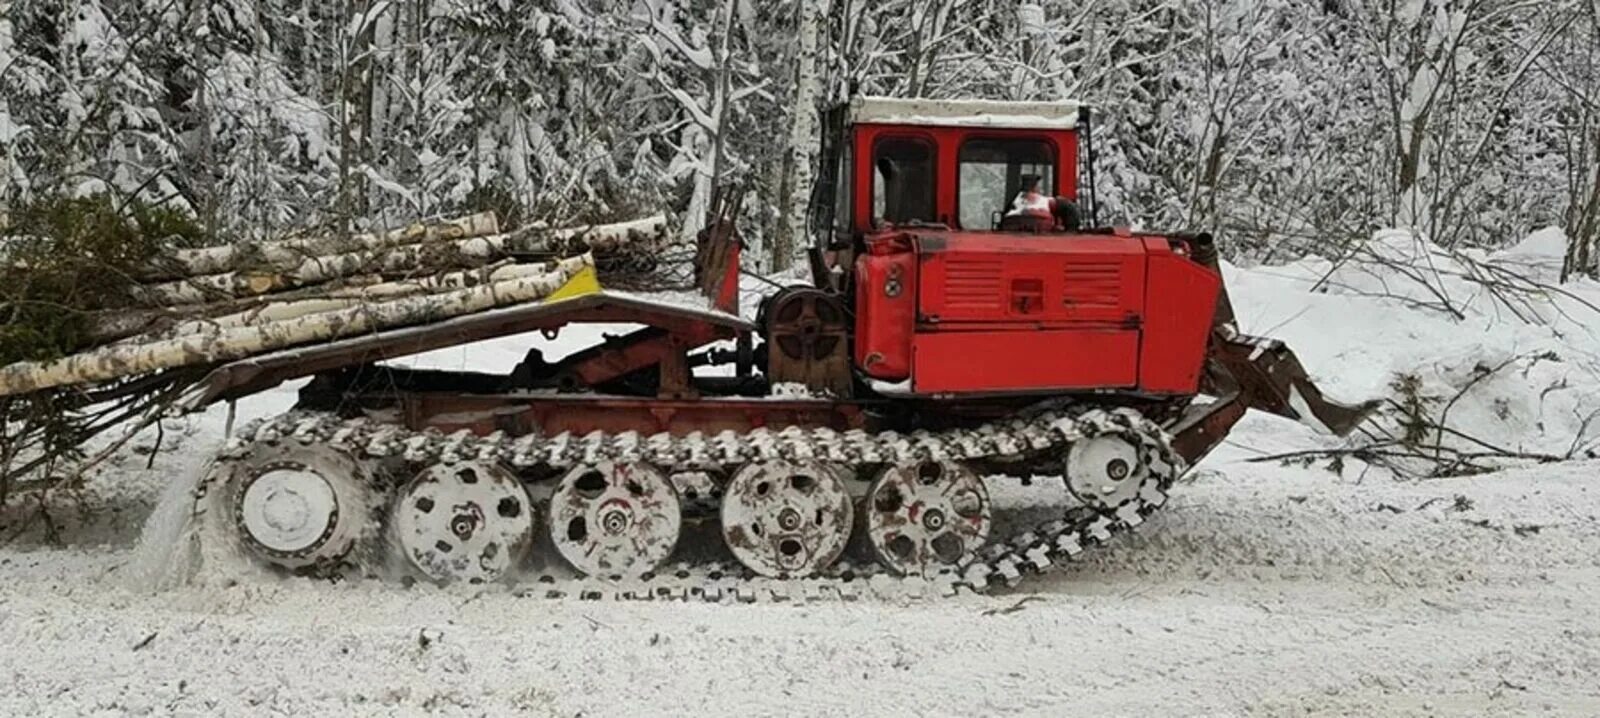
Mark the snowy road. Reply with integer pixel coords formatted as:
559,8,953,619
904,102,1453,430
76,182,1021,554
1,409,1597,717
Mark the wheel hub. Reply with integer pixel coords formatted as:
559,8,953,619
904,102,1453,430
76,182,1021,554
449,506,482,540
600,504,631,536
549,462,681,579
721,461,854,578
240,468,335,553
1065,435,1148,510
865,461,991,575
393,462,534,584
227,445,371,571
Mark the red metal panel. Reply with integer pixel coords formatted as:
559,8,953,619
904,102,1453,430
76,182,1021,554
911,329,1139,393
854,235,918,380
915,233,1145,328
1138,246,1221,394
939,255,1005,314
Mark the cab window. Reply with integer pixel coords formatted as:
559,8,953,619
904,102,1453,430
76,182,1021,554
872,138,936,225
958,139,1055,229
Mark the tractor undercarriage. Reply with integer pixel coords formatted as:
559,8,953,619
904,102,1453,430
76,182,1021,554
201,401,1182,599
187,281,1366,601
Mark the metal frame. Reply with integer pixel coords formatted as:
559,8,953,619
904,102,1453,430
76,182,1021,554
182,292,753,410
317,390,868,437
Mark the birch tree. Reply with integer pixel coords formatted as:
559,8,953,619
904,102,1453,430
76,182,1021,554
773,0,824,271
635,0,769,241
1557,0,1600,279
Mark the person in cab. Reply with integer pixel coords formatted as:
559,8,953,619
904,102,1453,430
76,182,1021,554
1003,174,1080,232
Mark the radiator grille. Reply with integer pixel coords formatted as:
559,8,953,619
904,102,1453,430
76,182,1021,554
942,258,1004,311
1063,262,1123,310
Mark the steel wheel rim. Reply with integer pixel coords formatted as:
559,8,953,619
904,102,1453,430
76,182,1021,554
393,461,535,584
549,461,681,579
866,460,991,575
1065,435,1147,510
229,445,370,570
720,460,854,578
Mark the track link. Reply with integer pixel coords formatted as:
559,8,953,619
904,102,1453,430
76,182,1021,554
193,406,1183,602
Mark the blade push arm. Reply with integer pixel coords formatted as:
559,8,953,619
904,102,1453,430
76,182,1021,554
1168,234,1378,464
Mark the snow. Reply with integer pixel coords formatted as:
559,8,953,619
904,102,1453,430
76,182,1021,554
1226,228,1600,464
848,96,1085,130
4,228,1600,715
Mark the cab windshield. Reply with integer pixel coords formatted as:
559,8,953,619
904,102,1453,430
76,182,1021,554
958,139,1055,229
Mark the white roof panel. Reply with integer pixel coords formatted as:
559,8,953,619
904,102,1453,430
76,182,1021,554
847,96,1085,130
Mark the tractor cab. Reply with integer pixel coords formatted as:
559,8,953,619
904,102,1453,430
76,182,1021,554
793,97,1222,401
812,96,1093,253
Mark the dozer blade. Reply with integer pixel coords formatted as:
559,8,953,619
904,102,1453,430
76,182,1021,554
1170,335,1379,464
1171,231,1379,465
1208,334,1380,437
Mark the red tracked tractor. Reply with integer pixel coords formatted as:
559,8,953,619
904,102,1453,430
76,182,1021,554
190,97,1371,596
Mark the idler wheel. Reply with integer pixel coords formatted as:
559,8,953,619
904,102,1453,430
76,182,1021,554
720,460,853,578
1064,435,1149,511
393,461,534,584
229,444,372,571
865,460,991,575
549,461,682,579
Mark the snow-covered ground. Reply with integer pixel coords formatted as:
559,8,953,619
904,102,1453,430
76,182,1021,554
3,232,1600,716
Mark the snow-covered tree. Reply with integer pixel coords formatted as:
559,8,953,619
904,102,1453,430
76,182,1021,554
0,0,1589,272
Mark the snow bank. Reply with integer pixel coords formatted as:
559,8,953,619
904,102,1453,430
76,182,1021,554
1227,227,1600,474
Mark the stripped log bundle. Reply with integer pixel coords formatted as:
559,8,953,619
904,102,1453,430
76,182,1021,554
0,212,667,399
132,214,668,305
133,212,502,280
0,255,594,395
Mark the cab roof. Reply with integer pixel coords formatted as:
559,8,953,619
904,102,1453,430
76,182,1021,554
846,96,1086,131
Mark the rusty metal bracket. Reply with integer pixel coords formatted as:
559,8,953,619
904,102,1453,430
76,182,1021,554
1209,334,1379,436
553,325,724,396
1171,333,1380,465
696,188,745,314
1168,232,1377,465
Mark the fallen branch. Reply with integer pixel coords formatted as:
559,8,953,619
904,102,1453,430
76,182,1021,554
1244,440,1567,478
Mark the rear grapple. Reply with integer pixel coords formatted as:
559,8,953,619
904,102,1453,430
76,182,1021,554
192,407,1183,601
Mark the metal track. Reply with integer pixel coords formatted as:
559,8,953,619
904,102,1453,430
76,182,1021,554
196,406,1183,602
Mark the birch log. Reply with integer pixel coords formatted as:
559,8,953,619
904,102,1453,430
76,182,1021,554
136,212,501,280
0,255,594,396
133,214,667,306
774,0,823,272
125,261,564,344
86,275,388,344
499,214,670,253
